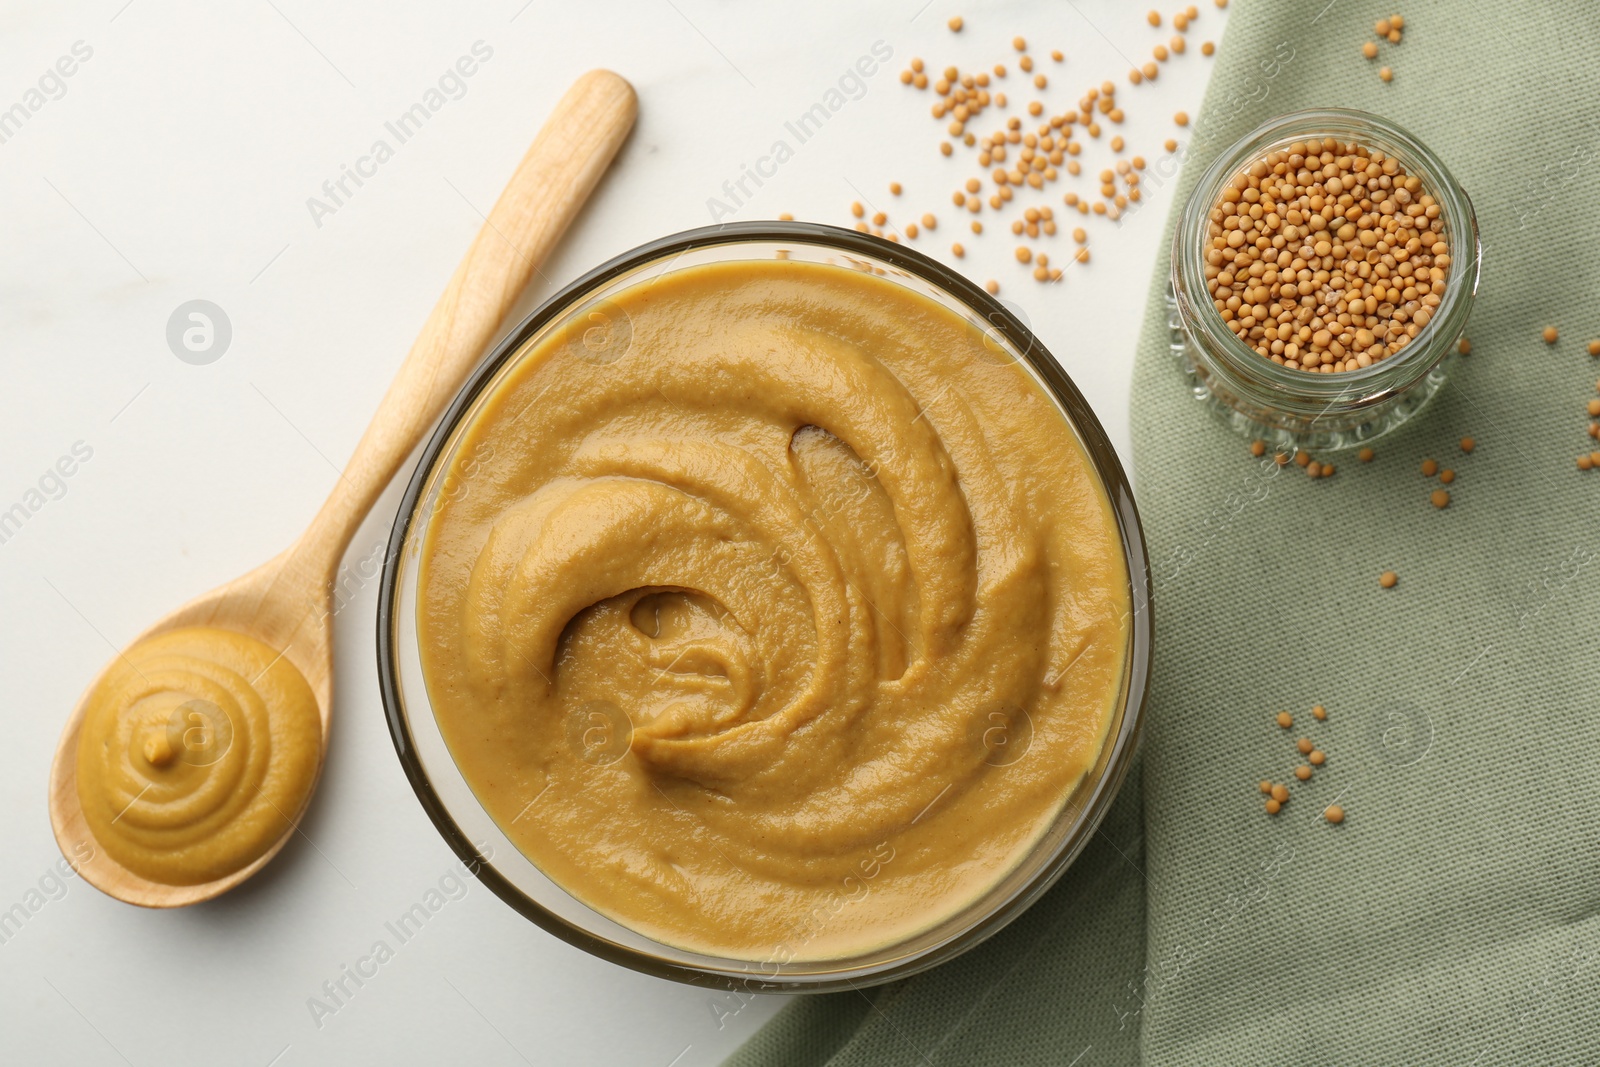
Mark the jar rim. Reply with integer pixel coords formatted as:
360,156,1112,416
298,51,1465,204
1172,107,1481,402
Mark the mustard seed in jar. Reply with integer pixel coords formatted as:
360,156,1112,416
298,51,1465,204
1205,138,1450,372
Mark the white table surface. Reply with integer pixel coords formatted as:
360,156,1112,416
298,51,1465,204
0,2,1221,1063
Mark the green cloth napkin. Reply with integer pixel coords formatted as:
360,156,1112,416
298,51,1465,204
729,1,1600,1062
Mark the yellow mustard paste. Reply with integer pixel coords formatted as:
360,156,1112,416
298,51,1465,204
417,258,1130,960
76,626,322,885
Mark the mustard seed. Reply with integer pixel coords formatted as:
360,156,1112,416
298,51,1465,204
1250,439,1266,456
1362,41,1378,59
1171,36,1186,54
948,15,963,31
1458,337,1471,355
1544,326,1560,343
1380,570,1398,588
1259,780,1272,794
1201,40,1215,56
1312,704,1327,720
778,212,794,221
1439,468,1455,484
1588,398,1600,417
1375,17,1391,34
1143,61,1159,79
1015,246,1032,263
851,201,865,218
1588,340,1600,356
1306,460,1323,477
1380,66,1393,82
1421,458,1438,477
985,279,1000,295
1270,783,1289,803
1276,711,1293,728
1174,13,1189,31
1147,9,1161,25
1431,488,1450,508
1051,49,1064,61
889,182,902,195
1013,35,1027,51
1324,804,1344,824
1295,452,1312,468
1308,749,1325,766
952,242,965,257
1175,110,1189,126
1153,44,1169,61
1358,447,1375,462
1207,137,1449,371
1295,765,1312,781
1296,737,1313,754
1164,138,1178,151
1460,436,1475,453
1266,798,1282,815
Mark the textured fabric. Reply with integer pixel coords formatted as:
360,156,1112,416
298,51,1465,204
729,1,1600,1063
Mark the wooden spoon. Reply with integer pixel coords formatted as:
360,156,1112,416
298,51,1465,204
48,69,637,907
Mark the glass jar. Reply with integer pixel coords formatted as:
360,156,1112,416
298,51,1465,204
1169,108,1481,452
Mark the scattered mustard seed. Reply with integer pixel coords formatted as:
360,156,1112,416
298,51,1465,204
1308,749,1326,766
1266,798,1282,815
1380,570,1398,588
1324,805,1344,824
1421,458,1438,476
778,212,794,221
1362,41,1378,59
948,15,964,31
985,279,1000,295
1295,765,1312,781
850,201,865,218
1276,711,1293,728
1012,35,1027,51
1375,17,1391,34
1358,447,1375,462
1379,66,1393,82
1175,110,1189,126
1439,468,1455,484
952,242,965,257
1250,439,1266,457
889,182,902,195
1165,138,1178,152
1460,436,1475,453
1259,780,1272,794
1588,398,1600,417
1295,451,1312,468
1296,737,1314,754
1201,41,1215,56
1580,455,1594,471
1051,49,1064,61
1147,9,1161,25
1312,704,1327,720
1588,340,1600,356
1544,326,1560,344
1430,488,1450,508
1458,336,1471,355
1270,783,1290,803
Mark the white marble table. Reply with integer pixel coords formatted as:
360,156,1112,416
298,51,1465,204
0,2,1221,1062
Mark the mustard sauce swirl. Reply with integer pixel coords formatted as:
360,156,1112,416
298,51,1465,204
76,627,321,886
419,259,1129,959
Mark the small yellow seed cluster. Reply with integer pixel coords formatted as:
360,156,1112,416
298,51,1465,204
1420,453,1458,507
1363,14,1405,82
1261,704,1336,818
1582,376,1600,470
1205,138,1451,372
879,8,1218,285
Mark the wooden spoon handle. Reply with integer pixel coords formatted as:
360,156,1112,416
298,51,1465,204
295,69,636,579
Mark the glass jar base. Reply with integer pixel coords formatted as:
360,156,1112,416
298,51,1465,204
1167,290,1452,453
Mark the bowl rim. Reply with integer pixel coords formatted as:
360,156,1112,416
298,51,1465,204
375,220,1153,993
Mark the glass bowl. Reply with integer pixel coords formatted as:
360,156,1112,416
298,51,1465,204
376,221,1152,993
